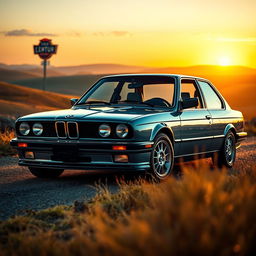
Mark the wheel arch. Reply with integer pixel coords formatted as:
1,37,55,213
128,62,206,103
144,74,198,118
224,124,237,141
150,124,174,144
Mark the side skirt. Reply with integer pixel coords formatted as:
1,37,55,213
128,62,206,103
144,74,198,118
174,150,219,162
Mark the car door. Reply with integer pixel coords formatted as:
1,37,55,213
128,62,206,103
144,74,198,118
197,80,227,151
178,78,213,156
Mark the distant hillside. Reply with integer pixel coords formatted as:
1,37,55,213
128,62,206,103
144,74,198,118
0,81,71,118
19,67,63,78
14,74,104,96
0,68,39,81
143,65,256,85
0,63,146,77
144,65,256,75
52,63,146,75
0,67,64,82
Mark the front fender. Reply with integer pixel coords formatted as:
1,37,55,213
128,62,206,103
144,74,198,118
150,123,174,142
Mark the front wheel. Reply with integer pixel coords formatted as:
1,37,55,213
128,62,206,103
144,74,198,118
213,131,236,168
29,167,64,178
150,133,174,180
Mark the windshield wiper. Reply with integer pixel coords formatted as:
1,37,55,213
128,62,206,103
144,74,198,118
76,100,111,105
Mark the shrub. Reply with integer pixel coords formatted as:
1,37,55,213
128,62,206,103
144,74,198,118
0,130,16,156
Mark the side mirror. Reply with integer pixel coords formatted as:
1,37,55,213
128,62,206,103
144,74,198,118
181,97,198,109
70,98,78,106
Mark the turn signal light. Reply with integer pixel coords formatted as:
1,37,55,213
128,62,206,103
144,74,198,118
18,143,28,147
145,144,152,148
112,145,127,150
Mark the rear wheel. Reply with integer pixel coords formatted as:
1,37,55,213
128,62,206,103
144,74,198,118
150,133,174,180
213,131,236,168
29,167,64,178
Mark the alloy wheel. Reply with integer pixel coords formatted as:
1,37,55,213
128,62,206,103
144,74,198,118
153,139,172,178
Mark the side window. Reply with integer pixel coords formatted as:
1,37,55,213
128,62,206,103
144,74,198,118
180,79,203,109
198,81,223,109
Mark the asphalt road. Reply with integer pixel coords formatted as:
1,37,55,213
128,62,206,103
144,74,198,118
0,161,123,220
0,137,255,220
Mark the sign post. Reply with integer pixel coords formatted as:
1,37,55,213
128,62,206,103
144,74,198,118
33,38,58,91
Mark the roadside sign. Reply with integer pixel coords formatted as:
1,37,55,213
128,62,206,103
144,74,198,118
33,38,58,91
34,38,57,60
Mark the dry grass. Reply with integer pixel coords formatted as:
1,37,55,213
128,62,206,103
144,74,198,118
0,130,16,156
0,164,255,256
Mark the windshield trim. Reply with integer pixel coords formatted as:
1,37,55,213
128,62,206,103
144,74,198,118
75,75,177,109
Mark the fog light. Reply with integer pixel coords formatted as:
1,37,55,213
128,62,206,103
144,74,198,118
25,151,34,159
114,154,128,163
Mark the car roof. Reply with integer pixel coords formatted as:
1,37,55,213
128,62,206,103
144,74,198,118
102,73,208,81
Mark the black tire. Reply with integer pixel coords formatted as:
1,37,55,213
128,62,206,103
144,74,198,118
29,167,64,178
150,133,174,180
213,131,236,168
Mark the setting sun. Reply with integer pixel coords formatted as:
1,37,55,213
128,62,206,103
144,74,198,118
219,56,232,66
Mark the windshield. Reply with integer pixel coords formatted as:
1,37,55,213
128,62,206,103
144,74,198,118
77,75,176,107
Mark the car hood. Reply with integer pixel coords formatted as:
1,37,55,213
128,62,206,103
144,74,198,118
19,106,169,122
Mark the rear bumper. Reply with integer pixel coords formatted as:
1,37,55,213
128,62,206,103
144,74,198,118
236,131,247,140
11,138,153,171
236,131,247,148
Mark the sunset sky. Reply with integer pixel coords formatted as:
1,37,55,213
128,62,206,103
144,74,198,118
0,0,255,67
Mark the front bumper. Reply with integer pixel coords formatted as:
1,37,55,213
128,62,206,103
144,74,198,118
10,138,153,171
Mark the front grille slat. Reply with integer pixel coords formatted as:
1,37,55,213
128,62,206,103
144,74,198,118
67,122,79,139
55,121,67,138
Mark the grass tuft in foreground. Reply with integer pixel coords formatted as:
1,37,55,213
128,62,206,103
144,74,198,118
0,130,16,156
0,164,256,256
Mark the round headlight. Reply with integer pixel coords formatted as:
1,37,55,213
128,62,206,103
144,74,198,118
116,124,129,138
19,122,30,136
99,124,111,137
32,123,43,136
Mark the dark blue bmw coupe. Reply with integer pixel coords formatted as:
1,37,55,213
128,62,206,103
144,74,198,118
11,74,247,179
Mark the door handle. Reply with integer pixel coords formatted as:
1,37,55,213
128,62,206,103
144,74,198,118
205,115,211,120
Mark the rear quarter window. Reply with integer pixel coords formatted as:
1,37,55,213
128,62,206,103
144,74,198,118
198,81,223,109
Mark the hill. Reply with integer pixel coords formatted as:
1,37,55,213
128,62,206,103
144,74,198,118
0,63,146,78
14,74,104,96
0,66,64,82
19,67,63,78
52,63,146,75
0,68,40,81
0,81,71,118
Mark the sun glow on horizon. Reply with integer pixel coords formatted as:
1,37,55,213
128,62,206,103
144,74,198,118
218,56,232,66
